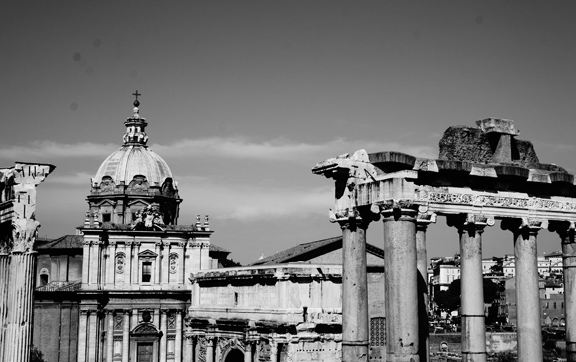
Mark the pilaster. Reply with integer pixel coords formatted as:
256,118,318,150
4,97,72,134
132,241,141,284
106,311,114,362
122,309,131,362
162,241,170,284
160,309,168,361
124,241,132,285
78,310,89,362
175,310,183,362
155,241,162,285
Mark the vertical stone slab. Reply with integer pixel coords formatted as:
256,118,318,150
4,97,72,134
503,218,543,362
382,205,420,362
449,214,491,362
339,216,370,362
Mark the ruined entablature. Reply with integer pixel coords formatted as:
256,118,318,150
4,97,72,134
313,118,576,223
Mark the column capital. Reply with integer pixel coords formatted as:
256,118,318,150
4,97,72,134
416,208,437,231
446,213,494,233
549,220,576,243
501,218,547,236
335,206,379,230
376,199,418,222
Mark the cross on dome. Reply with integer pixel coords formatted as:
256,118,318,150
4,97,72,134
132,90,141,107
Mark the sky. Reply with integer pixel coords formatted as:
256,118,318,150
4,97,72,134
2,1,576,264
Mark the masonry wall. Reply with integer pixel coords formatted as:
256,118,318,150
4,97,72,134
33,300,79,362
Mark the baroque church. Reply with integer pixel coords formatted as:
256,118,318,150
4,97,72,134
31,94,386,362
33,95,236,362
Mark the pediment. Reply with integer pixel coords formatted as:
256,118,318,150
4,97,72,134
128,200,150,207
95,199,117,207
138,249,158,258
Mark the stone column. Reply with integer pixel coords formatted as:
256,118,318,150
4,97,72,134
416,211,436,362
449,214,492,362
160,309,168,362
124,241,132,285
132,241,141,284
0,252,10,362
338,214,372,362
106,311,114,362
162,241,170,284
178,241,186,284
205,337,214,362
244,341,252,362
78,310,89,362
175,310,183,362
381,204,420,362
122,310,130,362
82,240,91,284
551,221,576,361
155,241,162,285
502,218,544,362
4,251,36,362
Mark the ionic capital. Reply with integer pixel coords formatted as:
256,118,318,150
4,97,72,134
416,206,437,231
549,220,576,244
446,213,494,234
334,205,379,229
501,218,547,236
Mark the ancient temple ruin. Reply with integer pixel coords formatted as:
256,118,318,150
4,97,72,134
0,162,54,362
313,118,575,362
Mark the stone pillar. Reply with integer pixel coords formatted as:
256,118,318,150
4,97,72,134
244,341,252,362
205,337,214,362
502,218,544,362
416,211,435,362
0,253,10,362
4,251,36,362
106,311,114,362
178,241,186,284
124,241,132,285
449,214,491,362
338,215,371,362
175,311,183,362
551,221,576,361
132,241,141,284
162,241,170,284
82,240,91,284
107,241,117,285
160,309,168,362
78,310,89,362
87,310,99,362
155,241,162,285
122,310,130,362
381,204,420,362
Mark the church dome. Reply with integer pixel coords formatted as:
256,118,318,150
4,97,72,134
93,145,173,186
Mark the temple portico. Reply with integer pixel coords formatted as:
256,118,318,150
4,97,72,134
313,118,576,361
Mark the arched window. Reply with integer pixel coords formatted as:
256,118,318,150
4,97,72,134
39,268,49,286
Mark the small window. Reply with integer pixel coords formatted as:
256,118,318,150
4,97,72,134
234,292,239,306
40,274,48,286
102,213,111,222
142,262,152,283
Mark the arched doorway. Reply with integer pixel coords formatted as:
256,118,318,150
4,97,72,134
223,348,244,362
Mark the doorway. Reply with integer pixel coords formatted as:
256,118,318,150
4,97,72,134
224,348,244,362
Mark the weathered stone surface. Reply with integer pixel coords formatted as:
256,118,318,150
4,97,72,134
438,125,544,170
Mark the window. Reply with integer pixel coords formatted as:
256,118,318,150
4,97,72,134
40,274,48,286
102,213,111,222
142,262,152,283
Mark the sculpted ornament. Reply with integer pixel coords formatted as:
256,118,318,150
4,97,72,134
12,217,40,253
131,205,165,231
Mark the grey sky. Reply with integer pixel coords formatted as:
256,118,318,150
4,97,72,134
1,1,576,263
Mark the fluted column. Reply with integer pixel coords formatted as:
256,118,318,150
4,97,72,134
160,309,168,362
78,310,89,362
5,251,36,362
106,311,114,362
448,214,492,362
416,211,436,362
122,310,130,362
381,204,419,362
502,218,544,362
175,310,183,362
551,221,576,361
338,213,372,362
0,253,10,362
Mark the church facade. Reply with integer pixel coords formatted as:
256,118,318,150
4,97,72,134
33,96,234,362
